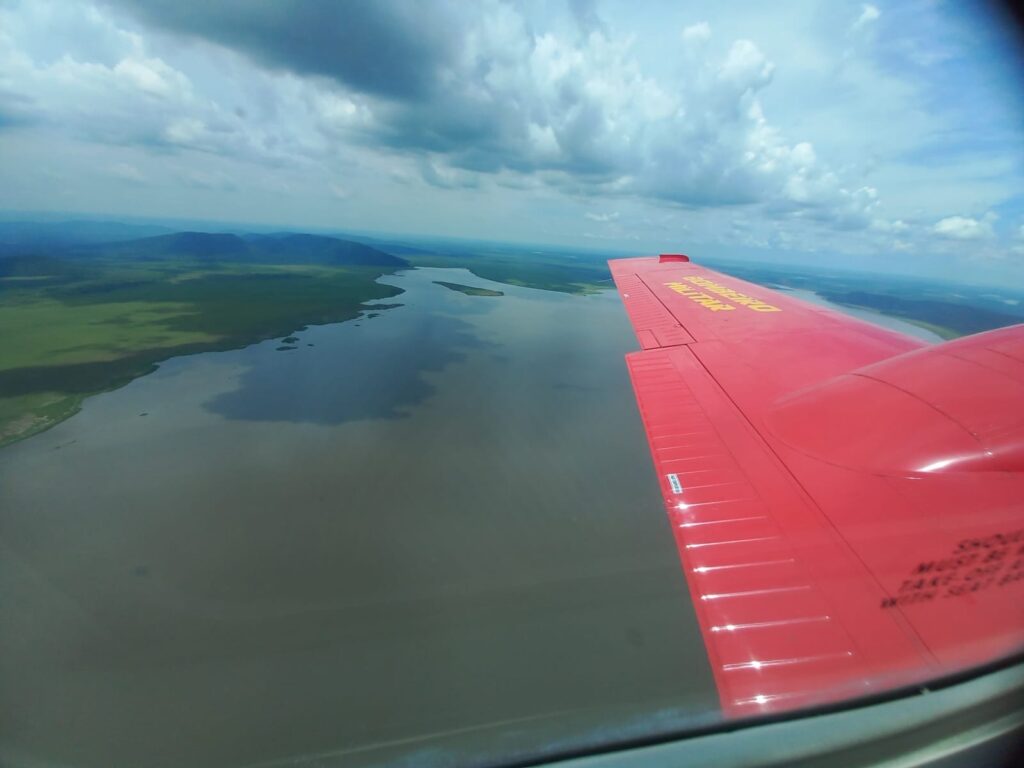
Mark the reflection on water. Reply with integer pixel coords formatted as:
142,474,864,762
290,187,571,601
207,280,488,423
0,267,717,768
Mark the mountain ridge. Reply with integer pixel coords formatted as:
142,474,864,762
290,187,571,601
80,231,409,267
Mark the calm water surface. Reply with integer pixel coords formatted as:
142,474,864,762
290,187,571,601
0,268,717,768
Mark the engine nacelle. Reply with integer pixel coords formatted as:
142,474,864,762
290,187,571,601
765,325,1024,475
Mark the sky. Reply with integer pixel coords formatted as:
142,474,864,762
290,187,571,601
1,0,1023,282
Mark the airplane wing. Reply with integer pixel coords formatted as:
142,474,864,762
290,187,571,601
610,255,1024,717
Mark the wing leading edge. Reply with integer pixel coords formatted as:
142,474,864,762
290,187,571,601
611,255,1024,717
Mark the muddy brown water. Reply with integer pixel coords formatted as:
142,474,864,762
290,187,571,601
0,267,718,768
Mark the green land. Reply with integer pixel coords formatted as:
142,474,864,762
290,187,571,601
404,248,610,294
432,281,504,297
0,242,406,446
814,290,1012,340
0,229,621,447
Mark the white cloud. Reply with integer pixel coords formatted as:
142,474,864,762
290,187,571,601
0,0,900,234
682,22,711,46
163,117,205,145
933,214,996,240
310,91,374,134
585,211,619,222
853,4,880,32
719,39,775,90
872,218,909,234
113,55,190,98
0,0,337,167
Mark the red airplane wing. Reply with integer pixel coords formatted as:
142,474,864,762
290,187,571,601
610,255,1024,717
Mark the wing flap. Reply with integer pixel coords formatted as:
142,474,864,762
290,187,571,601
611,266,695,349
626,345,932,716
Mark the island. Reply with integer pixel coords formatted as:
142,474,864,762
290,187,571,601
432,281,504,297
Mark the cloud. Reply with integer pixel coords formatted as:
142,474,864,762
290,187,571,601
179,168,237,190
568,0,606,37
719,39,775,90
933,214,996,240
108,0,461,100
108,161,144,183
682,22,711,46
328,182,350,200
0,2,335,167
418,158,480,189
113,55,187,97
2,0,1021,277
0,88,35,127
872,218,909,234
93,0,875,228
1,3,192,139
853,4,880,32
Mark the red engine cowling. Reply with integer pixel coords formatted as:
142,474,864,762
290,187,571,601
766,325,1024,475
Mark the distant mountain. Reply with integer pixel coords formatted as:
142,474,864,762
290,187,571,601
0,220,174,252
91,231,409,267
111,232,250,259
244,233,409,266
369,241,438,256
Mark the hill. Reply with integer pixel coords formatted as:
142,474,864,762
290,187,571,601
0,220,173,253
93,231,409,267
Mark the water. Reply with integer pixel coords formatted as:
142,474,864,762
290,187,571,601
0,268,717,768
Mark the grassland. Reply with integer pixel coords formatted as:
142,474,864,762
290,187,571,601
432,281,504,297
0,260,402,446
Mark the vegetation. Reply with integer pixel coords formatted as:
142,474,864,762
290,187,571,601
84,231,409,267
0,244,404,446
405,248,611,294
433,280,504,297
815,290,1019,339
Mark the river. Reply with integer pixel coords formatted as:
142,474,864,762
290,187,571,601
0,267,717,768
